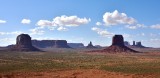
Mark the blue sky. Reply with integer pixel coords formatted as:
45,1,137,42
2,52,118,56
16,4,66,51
0,0,160,47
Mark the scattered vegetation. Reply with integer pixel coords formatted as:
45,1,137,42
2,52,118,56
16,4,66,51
0,48,160,76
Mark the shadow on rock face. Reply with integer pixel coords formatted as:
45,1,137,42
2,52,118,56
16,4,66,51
10,34,41,52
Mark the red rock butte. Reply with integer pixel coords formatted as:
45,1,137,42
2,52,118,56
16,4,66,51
91,35,138,53
10,34,40,51
112,35,124,46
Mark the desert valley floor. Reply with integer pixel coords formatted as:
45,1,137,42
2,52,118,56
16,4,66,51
0,48,160,78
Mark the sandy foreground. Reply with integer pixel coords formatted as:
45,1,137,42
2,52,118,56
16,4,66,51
0,69,158,78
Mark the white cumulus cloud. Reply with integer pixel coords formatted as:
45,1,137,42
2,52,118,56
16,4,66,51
21,19,31,24
92,27,114,37
0,38,15,46
29,27,44,35
0,31,23,35
125,25,137,29
103,10,136,26
0,20,6,24
150,24,160,29
96,10,147,30
37,15,90,27
96,22,102,26
36,15,91,31
53,15,91,27
57,27,68,31
122,33,131,38
125,24,146,29
0,32,5,35
37,20,52,27
10,31,24,35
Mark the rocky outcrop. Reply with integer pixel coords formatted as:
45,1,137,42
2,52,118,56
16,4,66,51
133,41,136,46
112,35,124,46
103,35,137,52
136,42,142,47
133,41,146,48
32,40,71,48
90,35,138,53
53,40,70,48
124,41,130,46
86,41,96,48
16,34,32,47
11,34,40,51
68,43,85,48
32,40,55,48
124,41,146,48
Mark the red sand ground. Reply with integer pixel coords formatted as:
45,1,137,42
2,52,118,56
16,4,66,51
0,69,159,78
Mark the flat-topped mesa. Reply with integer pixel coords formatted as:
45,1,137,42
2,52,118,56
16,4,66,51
11,34,40,51
32,40,71,48
53,40,71,48
32,40,55,48
68,43,85,48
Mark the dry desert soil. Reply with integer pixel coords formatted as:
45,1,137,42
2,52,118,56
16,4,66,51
0,48,160,78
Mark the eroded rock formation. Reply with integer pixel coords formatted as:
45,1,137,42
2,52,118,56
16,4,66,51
11,34,40,51
124,41,130,46
16,34,32,47
124,41,146,48
86,41,96,48
91,35,138,53
32,40,71,48
53,40,71,48
68,43,85,48
133,41,136,46
32,40,55,48
103,35,137,52
134,41,146,48
112,35,124,46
